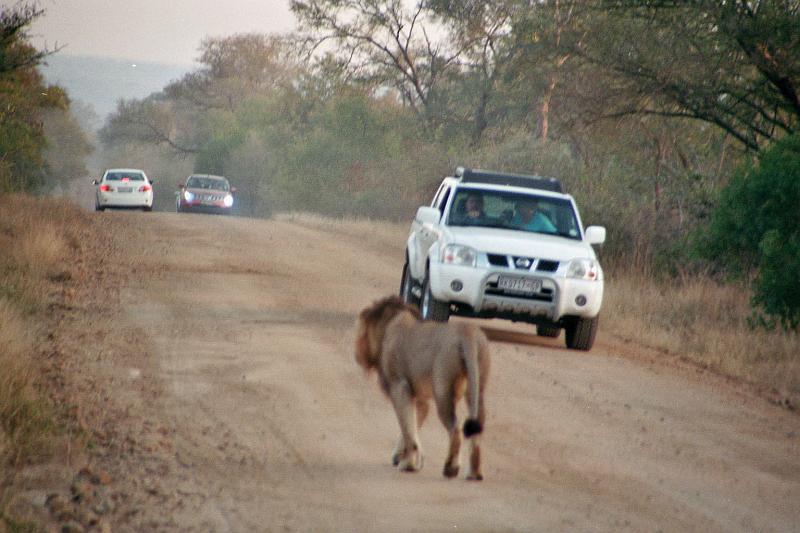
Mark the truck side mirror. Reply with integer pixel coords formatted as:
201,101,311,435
416,206,441,225
585,226,606,245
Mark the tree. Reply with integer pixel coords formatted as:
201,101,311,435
699,133,800,329
0,3,65,192
291,0,465,123
0,3,47,75
567,0,800,151
427,0,517,144
100,97,198,155
101,34,298,158
166,33,298,113
42,105,93,191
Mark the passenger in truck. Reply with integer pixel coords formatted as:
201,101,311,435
512,198,557,233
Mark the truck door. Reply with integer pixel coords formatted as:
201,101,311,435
415,185,450,275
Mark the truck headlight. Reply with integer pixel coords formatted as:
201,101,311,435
567,258,599,280
442,244,477,267
223,194,234,207
183,190,195,202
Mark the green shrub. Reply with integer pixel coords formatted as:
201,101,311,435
699,133,800,329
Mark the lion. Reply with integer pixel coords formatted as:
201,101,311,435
355,295,490,480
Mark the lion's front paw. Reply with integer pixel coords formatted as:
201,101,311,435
398,451,423,472
398,459,420,472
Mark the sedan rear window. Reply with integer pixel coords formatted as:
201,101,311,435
106,172,145,181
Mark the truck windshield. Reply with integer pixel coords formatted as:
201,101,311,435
446,188,582,239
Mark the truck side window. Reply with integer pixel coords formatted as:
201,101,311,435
430,183,446,207
436,187,451,217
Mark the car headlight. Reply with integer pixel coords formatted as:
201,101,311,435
442,244,477,267
567,258,599,280
183,190,195,202
223,194,234,207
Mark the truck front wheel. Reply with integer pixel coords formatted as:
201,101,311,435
420,270,449,322
564,316,598,351
399,260,420,307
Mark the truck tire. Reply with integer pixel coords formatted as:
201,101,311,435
564,316,598,351
420,270,449,322
399,260,420,307
537,324,561,338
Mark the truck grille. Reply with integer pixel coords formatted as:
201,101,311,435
537,260,559,272
487,254,508,267
486,254,559,272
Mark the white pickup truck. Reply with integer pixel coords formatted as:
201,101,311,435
400,167,606,350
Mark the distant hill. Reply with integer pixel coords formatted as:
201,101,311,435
40,54,192,124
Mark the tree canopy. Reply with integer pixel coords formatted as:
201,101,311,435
0,3,89,193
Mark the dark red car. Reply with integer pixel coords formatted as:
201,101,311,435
176,174,236,215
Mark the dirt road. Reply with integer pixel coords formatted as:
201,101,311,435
57,211,799,532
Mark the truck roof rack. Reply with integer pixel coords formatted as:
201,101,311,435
455,167,563,193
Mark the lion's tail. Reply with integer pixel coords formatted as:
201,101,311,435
461,328,488,438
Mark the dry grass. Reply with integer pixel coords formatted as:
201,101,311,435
0,298,53,466
605,272,800,404
0,195,72,279
0,194,91,468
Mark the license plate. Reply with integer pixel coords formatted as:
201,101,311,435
498,276,542,294
118,187,133,193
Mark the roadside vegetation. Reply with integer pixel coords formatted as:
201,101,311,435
0,1,86,471
0,194,91,527
0,3,91,195
604,275,799,407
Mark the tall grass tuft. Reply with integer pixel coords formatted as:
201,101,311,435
0,299,54,466
605,272,800,404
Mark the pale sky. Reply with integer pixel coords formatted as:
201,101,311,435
29,0,297,66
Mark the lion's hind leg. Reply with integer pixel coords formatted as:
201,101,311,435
464,387,485,481
389,381,423,472
443,426,462,478
465,436,483,481
434,381,462,478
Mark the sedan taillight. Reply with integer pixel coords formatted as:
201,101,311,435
99,184,112,192
139,184,152,192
